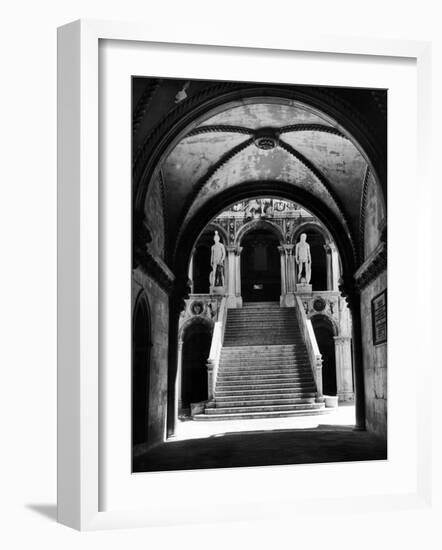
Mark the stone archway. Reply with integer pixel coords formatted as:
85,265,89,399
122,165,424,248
179,318,213,413
311,314,338,396
168,180,365,435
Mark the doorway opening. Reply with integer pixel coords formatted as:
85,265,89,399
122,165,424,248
181,320,212,412
312,315,337,396
241,228,280,302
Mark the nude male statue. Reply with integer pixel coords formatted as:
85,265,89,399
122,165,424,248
210,231,226,287
295,233,312,284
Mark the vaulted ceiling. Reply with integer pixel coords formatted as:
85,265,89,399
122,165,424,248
132,78,387,269
161,100,368,253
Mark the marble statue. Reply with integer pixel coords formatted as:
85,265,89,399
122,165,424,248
295,233,312,284
210,231,226,287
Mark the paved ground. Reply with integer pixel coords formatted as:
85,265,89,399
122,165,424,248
133,406,387,472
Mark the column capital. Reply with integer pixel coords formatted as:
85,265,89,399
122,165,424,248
235,246,243,256
226,245,237,253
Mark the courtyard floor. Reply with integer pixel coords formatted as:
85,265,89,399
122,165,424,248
133,404,387,472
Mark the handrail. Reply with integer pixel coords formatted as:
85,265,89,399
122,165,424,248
206,297,228,400
294,295,323,400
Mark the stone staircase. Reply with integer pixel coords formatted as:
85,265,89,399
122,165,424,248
195,302,326,420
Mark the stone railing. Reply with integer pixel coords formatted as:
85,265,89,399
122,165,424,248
295,295,323,401
206,297,228,400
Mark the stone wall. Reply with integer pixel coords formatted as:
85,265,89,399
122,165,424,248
132,267,169,447
364,171,386,259
360,270,387,438
144,174,165,260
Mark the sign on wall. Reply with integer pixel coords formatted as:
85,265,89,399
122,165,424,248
371,289,387,345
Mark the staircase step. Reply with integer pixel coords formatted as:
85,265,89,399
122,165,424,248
218,368,312,376
213,397,316,407
205,403,324,414
193,408,330,421
217,373,314,382
215,382,316,396
215,389,317,398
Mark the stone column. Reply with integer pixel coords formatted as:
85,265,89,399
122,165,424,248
330,243,340,291
234,246,243,307
176,339,184,417
285,244,295,293
324,244,333,290
188,252,194,294
334,336,354,402
278,245,287,306
226,245,237,308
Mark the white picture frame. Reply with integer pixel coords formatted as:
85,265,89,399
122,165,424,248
57,19,432,531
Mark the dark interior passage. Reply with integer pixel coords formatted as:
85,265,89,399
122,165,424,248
241,229,280,302
312,316,337,396
181,322,212,409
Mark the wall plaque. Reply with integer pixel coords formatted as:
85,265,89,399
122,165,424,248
371,289,387,345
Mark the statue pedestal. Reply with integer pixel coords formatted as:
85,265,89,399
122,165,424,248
280,293,295,307
295,283,312,293
210,285,226,295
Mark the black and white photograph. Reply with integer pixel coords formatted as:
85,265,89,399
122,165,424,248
131,77,388,472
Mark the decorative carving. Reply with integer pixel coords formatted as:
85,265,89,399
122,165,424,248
359,165,371,262
135,247,176,295
191,301,204,315
313,297,326,312
279,123,346,139
185,125,254,138
354,242,387,291
132,78,160,136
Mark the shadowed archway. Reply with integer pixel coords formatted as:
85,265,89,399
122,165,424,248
168,181,364,436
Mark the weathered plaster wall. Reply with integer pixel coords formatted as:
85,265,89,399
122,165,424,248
132,268,169,447
360,270,387,439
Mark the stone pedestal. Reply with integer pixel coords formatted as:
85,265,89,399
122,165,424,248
296,283,312,293
210,285,226,295
280,293,295,307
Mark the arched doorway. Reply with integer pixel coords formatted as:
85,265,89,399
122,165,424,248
240,228,281,302
132,292,151,446
181,320,212,411
311,315,337,396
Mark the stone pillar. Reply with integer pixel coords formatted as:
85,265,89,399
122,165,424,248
176,339,184,416
188,252,194,294
324,244,333,290
333,336,354,402
330,243,340,291
279,245,295,307
278,246,287,295
226,245,237,308
285,244,295,292
234,246,243,307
